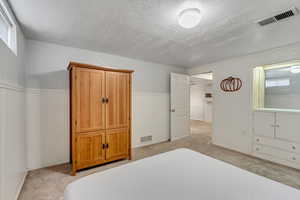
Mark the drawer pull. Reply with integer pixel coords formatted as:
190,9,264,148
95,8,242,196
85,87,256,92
292,146,296,150
256,138,260,142
292,157,296,161
255,147,259,151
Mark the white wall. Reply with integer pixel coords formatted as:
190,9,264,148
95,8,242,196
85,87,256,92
190,84,205,120
25,40,186,170
188,41,300,155
0,1,27,200
190,78,213,122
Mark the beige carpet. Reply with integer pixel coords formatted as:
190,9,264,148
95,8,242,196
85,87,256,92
190,120,212,135
18,132,300,200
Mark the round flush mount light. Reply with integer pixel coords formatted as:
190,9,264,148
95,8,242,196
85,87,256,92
178,8,201,29
290,66,300,74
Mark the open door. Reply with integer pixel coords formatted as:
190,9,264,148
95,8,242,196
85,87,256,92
170,73,190,141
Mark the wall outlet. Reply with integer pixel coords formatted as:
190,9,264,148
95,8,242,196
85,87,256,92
141,135,152,142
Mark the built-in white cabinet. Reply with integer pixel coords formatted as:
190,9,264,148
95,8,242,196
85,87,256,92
276,112,300,143
253,110,300,169
253,112,275,138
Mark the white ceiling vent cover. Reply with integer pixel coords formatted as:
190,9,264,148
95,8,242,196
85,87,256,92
257,7,299,26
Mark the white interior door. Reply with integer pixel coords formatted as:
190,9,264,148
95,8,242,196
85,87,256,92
170,73,190,141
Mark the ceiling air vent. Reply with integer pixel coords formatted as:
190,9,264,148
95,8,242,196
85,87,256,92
257,7,299,26
275,10,295,20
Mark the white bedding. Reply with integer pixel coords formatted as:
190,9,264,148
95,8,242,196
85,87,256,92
65,148,300,200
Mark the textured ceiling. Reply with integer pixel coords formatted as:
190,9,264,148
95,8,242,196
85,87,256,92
9,0,300,67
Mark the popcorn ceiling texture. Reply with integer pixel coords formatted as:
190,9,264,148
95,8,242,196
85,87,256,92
9,0,300,67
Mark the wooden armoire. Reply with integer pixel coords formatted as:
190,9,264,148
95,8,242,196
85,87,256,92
68,62,134,175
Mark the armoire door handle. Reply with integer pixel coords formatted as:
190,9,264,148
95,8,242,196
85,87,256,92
106,98,109,103
106,144,109,148
101,98,106,103
102,144,106,149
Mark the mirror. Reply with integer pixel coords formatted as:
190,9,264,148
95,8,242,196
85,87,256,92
253,61,300,110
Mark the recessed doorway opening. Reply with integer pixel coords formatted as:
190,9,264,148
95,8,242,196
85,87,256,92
190,72,213,138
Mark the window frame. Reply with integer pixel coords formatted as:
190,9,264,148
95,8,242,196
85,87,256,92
253,60,300,110
0,0,17,55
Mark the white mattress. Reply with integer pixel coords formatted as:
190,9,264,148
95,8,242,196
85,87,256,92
65,148,300,200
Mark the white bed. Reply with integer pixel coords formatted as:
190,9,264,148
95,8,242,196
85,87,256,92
65,148,300,200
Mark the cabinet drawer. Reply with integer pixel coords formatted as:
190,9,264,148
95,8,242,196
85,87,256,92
253,144,300,164
254,136,300,154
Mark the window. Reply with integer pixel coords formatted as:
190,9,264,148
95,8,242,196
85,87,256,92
0,0,16,54
265,78,290,88
253,61,300,110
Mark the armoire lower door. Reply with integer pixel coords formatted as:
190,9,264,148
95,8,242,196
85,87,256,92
106,128,129,161
76,131,106,169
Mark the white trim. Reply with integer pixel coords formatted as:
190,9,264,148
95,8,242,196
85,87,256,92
14,172,27,200
0,88,6,200
0,81,23,92
25,88,41,95
133,137,169,148
26,88,68,95
170,134,189,142
0,85,27,200
0,0,17,55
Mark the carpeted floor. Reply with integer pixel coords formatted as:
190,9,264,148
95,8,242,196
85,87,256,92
18,123,300,200
190,120,212,135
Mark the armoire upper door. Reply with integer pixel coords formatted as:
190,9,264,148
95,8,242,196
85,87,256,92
75,68,106,132
105,72,130,129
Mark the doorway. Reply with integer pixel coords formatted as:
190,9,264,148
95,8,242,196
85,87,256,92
190,72,213,137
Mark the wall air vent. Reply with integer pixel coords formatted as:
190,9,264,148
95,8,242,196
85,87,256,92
257,7,299,26
140,135,152,142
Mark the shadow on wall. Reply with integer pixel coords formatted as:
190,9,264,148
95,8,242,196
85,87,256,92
27,69,69,90
26,69,70,170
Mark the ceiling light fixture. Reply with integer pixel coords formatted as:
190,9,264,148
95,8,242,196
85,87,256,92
178,8,201,29
290,66,300,74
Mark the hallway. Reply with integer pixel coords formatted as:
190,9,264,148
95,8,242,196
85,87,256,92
190,120,212,136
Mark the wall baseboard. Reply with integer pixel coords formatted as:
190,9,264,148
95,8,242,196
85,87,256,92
134,137,170,148
15,172,27,200
171,134,189,142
